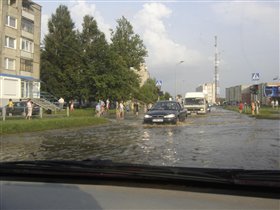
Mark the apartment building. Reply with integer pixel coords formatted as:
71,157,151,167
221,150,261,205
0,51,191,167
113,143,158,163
131,63,150,87
196,82,216,105
0,0,41,106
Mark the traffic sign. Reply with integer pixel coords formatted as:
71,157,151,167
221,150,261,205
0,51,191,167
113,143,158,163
156,80,162,87
252,73,260,81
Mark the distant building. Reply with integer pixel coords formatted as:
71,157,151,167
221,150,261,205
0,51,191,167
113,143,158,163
225,82,280,105
196,82,216,104
225,85,250,105
131,64,150,87
0,0,41,106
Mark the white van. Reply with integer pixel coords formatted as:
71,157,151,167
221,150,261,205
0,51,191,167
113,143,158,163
184,92,207,114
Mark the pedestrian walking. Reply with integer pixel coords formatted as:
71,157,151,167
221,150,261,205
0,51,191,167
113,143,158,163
58,97,64,110
119,101,124,119
275,100,279,110
100,100,105,115
70,100,74,111
255,100,260,115
7,98,14,116
134,100,139,116
115,101,120,119
239,102,243,113
26,99,32,120
106,98,110,111
251,101,255,116
244,102,247,113
271,100,275,109
95,102,101,117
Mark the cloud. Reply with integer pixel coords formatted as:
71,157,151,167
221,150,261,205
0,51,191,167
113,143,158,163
68,0,111,40
212,1,277,27
133,3,202,67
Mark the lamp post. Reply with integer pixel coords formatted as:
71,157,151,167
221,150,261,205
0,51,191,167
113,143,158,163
175,61,184,100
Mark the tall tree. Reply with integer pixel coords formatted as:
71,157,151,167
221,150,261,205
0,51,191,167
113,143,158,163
80,15,140,101
137,79,158,104
41,5,82,101
110,16,148,70
79,15,109,101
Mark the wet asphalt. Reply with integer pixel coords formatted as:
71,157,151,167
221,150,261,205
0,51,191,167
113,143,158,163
1,107,279,170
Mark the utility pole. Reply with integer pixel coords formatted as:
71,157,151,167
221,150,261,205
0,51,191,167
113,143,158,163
214,36,219,104
175,60,184,100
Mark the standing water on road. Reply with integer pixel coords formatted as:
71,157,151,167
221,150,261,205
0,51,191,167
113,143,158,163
1,108,279,170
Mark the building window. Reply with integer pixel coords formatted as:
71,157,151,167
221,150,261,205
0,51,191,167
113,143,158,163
21,38,34,53
22,0,34,13
20,59,33,72
6,16,17,28
21,18,34,33
5,36,16,49
7,0,16,6
4,58,16,70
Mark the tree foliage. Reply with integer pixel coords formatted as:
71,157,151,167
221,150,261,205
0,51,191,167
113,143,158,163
137,79,158,104
41,6,148,104
41,5,82,101
111,16,148,70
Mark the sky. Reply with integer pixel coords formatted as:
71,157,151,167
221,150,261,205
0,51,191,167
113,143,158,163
36,0,279,97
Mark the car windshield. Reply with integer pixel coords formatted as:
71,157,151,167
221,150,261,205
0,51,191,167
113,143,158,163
185,98,205,105
0,0,279,178
151,102,179,110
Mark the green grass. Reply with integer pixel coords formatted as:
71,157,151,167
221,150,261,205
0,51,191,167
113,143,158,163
0,109,109,134
223,105,280,120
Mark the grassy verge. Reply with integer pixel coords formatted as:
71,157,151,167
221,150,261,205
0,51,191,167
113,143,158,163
223,106,280,120
0,109,109,134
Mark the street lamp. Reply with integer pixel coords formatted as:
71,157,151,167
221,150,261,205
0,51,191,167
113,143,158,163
175,61,184,100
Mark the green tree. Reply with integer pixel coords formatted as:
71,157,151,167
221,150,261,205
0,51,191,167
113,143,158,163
41,5,82,101
79,15,110,101
80,15,140,101
137,79,158,104
111,16,148,70
160,91,172,100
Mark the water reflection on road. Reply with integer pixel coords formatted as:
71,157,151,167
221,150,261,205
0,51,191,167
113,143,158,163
1,107,279,170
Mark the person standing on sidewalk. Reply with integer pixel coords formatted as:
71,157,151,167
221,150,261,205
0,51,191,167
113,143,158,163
119,101,124,119
239,101,244,113
251,101,255,116
7,98,14,116
58,97,64,110
134,100,139,116
26,99,32,120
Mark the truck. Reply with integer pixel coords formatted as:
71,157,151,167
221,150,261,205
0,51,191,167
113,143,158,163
184,92,208,114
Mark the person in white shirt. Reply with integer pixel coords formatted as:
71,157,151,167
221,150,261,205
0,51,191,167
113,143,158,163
26,99,32,120
58,97,64,109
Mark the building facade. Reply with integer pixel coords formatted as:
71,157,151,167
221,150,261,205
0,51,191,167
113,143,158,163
131,64,150,87
225,82,280,105
0,0,41,106
196,82,216,104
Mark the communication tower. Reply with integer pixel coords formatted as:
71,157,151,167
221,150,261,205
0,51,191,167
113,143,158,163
214,36,220,104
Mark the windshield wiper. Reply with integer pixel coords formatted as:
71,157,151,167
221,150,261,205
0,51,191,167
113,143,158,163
1,160,279,189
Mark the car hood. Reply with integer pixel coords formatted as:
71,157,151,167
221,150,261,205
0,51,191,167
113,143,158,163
147,110,178,116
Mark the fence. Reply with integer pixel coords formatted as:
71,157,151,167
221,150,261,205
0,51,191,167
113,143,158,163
1,106,70,121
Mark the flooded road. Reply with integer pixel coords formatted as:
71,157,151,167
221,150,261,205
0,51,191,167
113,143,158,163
1,107,279,169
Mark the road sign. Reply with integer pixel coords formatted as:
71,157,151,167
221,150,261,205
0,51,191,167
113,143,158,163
264,86,280,97
252,73,260,81
156,80,162,87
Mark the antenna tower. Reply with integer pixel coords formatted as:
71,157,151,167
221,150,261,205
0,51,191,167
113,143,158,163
214,36,219,104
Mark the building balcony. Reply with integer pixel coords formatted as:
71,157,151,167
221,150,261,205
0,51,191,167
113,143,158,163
20,51,33,59
22,10,34,21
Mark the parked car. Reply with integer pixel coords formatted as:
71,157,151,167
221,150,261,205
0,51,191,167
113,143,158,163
4,101,40,116
143,100,187,124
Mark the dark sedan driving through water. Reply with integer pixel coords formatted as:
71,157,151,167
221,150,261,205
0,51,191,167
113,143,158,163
143,101,187,124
